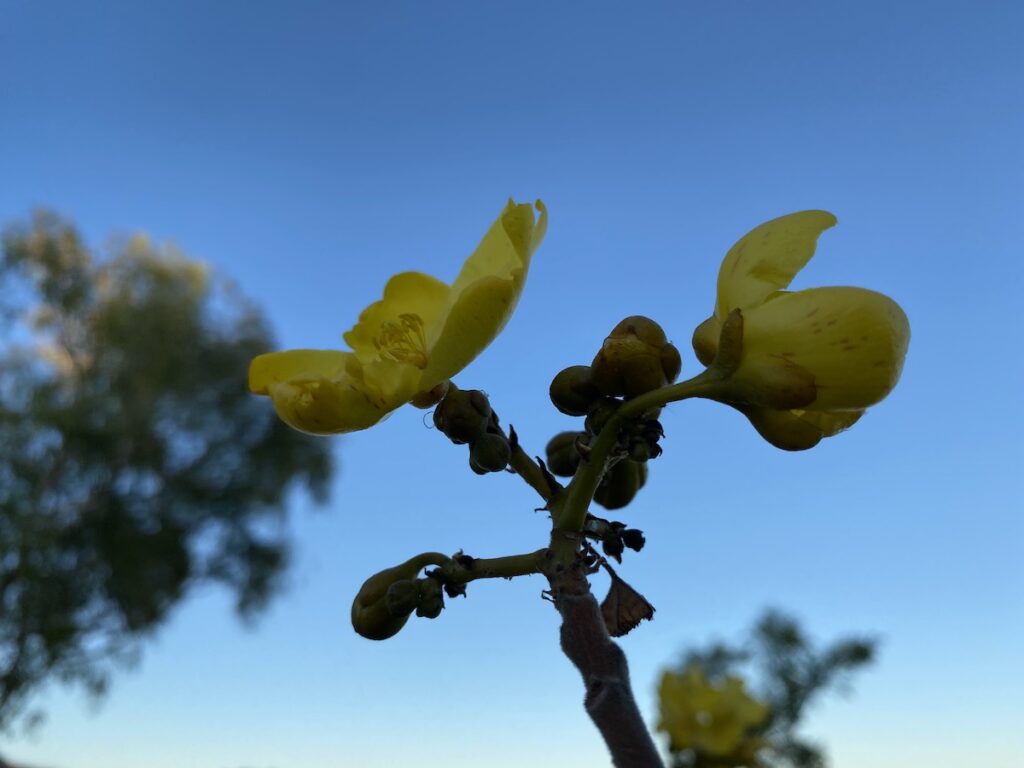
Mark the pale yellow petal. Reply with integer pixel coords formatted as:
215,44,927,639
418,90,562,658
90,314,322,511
248,349,350,394
343,271,450,362
449,199,546,302
418,275,516,390
357,357,422,410
740,406,864,451
716,211,837,317
791,408,864,436
266,379,387,435
416,200,546,390
692,314,721,367
739,287,910,410
249,350,392,434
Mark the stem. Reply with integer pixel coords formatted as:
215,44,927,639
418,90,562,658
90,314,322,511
436,549,547,585
544,540,665,768
554,368,725,538
509,438,560,502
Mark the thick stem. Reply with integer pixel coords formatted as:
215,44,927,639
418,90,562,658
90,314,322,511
544,539,665,768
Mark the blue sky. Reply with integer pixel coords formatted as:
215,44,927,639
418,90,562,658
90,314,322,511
2,1,1022,766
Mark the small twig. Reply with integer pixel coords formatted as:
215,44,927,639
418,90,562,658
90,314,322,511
505,423,564,502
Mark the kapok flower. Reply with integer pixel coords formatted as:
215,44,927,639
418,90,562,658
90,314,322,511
657,666,769,756
691,211,910,450
249,199,547,434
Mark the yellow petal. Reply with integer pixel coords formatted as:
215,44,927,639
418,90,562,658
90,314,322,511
739,406,864,451
791,408,864,436
418,274,515,390
249,349,350,393
266,379,387,435
692,315,721,367
739,287,910,410
449,199,546,302
343,271,450,363
419,200,546,389
716,211,837,317
657,670,699,750
249,350,389,434
720,677,769,728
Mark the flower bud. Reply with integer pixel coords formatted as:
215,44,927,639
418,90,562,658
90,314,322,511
661,343,682,383
628,439,652,463
433,386,491,444
468,432,511,473
384,579,420,616
545,431,584,477
549,365,601,416
594,459,648,510
620,528,646,552
415,577,445,619
591,316,679,398
350,553,447,641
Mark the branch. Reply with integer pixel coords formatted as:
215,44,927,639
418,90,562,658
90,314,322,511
543,539,665,768
436,549,547,585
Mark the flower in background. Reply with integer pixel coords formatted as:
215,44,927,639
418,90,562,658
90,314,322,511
657,665,769,757
692,211,909,450
249,199,547,434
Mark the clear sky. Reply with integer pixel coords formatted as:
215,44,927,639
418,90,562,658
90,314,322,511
2,1,1022,766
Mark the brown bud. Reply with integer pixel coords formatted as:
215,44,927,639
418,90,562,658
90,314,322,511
594,459,647,510
549,365,601,416
610,315,668,346
545,431,584,477
433,386,491,444
468,432,511,473
592,315,676,398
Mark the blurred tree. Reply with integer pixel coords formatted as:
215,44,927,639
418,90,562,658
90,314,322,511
0,211,333,730
657,610,876,768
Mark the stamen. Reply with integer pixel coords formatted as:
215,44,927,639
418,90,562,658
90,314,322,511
374,313,428,368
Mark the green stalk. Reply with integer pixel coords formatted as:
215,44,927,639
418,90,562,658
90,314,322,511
553,368,727,539
437,548,547,585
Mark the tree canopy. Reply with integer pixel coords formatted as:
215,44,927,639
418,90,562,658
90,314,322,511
0,211,333,728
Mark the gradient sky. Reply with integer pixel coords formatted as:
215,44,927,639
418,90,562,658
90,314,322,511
2,1,1022,766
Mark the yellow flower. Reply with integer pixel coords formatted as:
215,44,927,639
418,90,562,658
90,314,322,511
249,199,547,434
691,211,910,450
657,666,769,756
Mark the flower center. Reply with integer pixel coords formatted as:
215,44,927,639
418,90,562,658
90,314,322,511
374,313,428,369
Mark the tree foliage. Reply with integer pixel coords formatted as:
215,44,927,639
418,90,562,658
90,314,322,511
0,211,332,728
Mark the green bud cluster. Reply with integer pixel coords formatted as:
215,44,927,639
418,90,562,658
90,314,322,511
433,385,510,475
546,316,677,510
351,554,451,641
